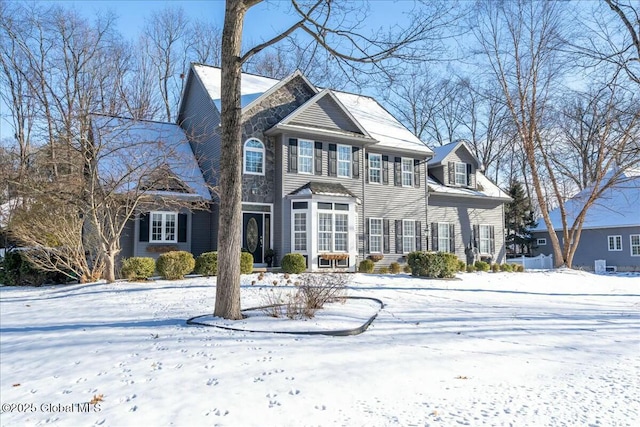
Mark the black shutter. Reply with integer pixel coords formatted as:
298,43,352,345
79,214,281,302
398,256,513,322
289,138,298,172
414,159,421,188
449,224,456,254
448,161,455,185
328,144,337,177
490,225,495,253
395,220,403,253
467,163,472,187
178,213,187,243
382,155,389,185
352,146,360,178
415,221,422,251
473,224,479,249
365,218,370,253
394,157,402,186
365,152,369,183
431,222,438,251
315,141,323,175
139,213,150,242
383,219,390,253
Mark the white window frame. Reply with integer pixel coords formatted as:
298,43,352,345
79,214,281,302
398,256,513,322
243,138,265,175
455,162,467,186
368,153,382,184
401,158,413,187
337,144,352,178
537,238,547,246
369,218,383,253
438,223,451,253
298,139,314,174
150,211,177,243
608,235,623,251
479,225,492,254
293,212,307,252
631,234,640,257
402,219,415,253
317,206,349,253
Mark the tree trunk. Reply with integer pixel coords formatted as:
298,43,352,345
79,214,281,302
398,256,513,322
104,252,117,283
214,0,246,320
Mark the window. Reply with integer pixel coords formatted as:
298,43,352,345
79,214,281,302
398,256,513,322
631,235,640,256
608,235,622,251
403,220,415,253
243,138,264,175
369,218,383,253
337,145,351,178
368,154,381,184
438,223,451,253
318,205,349,253
298,139,314,174
479,225,492,254
318,213,333,252
294,213,307,251
537,238,547,246
401,158,413,187
334,214,348,251
150,212,177,243
455,162,467,186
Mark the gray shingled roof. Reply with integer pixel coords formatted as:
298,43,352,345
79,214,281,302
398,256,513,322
289,181,356,198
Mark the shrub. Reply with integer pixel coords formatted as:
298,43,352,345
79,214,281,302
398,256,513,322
240,252,254,274
500,263,513,272
408,251,458,278
458,260,467,272
403,264,412,274
358,259,375,273
377,266,390,274
491,263,500,273
281,253,306,274
156,251,195,280
389,262,401,274
194,252,218,276
407,251,429,276
466,264,476,273
120,257,155,280
515,264,525,272
300,273,348,310
0,251,68,286
474,260,490,272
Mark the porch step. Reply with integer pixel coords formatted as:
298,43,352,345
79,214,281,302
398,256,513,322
253,267,267,273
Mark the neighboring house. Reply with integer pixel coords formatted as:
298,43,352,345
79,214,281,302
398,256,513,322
101,63,509,272
426,141,511,265
531,169,640,272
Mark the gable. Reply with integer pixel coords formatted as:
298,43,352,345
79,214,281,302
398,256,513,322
289,94,364,134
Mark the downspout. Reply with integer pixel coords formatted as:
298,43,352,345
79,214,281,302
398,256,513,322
361,145,366,263
424,156,431,251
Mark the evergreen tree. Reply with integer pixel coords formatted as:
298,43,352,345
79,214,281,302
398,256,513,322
505,181,537,255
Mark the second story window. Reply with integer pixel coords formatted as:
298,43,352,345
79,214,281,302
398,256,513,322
298,139,314,174
402,158,413,187
455,162,467,186
243,138,265,175
369,153,381,183
337,144,351,178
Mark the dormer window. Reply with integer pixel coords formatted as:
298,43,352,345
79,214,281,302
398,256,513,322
455,162,467,186
243,138,265,175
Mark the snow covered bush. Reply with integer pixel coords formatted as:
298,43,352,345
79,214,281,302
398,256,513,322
120,257,155,280
194,252,218,276
281,253,306,274
156,251,195,280
358,259,375,273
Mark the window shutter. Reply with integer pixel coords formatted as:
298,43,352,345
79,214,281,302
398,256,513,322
314,141,323,175
352,146,360,178
178,213,187,243
415,221,422,251
328,144,337,177
383,219,390,253
466,163,472,187
395,220,402,253
365,152,369,183
448,162,455,185
289,138,298,172
431,222,438,251
394,157,402,187
473,224,479,249
414,159,421,188
490,225,495,253
139,213,150,242
365,218,370,253
382,155,389,185
449,224,455,254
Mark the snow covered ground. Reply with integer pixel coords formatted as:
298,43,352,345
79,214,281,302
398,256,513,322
1,269,639,426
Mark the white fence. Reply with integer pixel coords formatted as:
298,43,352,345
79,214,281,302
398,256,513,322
508,254,553,270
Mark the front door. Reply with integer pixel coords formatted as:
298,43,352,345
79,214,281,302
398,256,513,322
243,213,263,263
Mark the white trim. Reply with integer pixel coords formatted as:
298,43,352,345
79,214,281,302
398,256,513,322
368,153,382,184
243,138,265,175
608,235,623,251
537,238,547,246
298,139,314,174
368,217,383,254
630,234,640,256
402,219,415,253
401,158,413,187
437,222,451,253
454,162,467,186
337,144,352,178
150,211,178,243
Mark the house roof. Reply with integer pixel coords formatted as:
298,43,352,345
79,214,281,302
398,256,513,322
428,140,482,168
427,173,511,201
533,169,640,231
91,115,211,201
190,64,433,157
289,182,357,198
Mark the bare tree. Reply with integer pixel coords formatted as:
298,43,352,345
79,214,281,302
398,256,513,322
215,0,458,319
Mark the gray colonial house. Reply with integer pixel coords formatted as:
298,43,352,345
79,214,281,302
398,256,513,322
105,64,510,272
531,169,640,272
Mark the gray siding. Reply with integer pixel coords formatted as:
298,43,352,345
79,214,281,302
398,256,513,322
532,226,640,271
432,146,478,189
428,196,507,264
191,209,215,256
290,95,362,133
133,209,193,259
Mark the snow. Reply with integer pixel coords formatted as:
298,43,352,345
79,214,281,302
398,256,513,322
2,270,639,426
428,174,510,200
